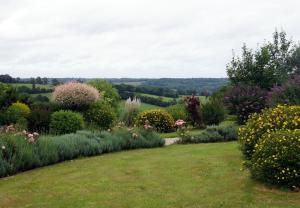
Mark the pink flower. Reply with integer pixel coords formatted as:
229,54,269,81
174,119,186,127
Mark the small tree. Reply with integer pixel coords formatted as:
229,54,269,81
184,95,203,127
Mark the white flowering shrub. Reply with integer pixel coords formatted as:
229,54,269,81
52,82,100,110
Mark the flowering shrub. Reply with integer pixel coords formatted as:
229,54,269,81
50,110,84,135
239,105,300,160
121,97,141,126
250,130,300,187
224,85,267,124
22,130,39,143
84,101,116,130
267,75,300,106
184,96,203,127
52,82,100,110
135,109,174,133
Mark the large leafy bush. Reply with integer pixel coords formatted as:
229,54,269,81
202,99,225,125
250,130,300,187
135,109,174,133
50,110,84,135
239,105,300,160
84,101,116,130
52,82,100,110
224,85,267,124
166,103,189,122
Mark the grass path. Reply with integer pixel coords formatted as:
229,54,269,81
0,142,299,208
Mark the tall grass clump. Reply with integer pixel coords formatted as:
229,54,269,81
122,97,141,126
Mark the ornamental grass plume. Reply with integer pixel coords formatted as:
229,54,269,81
52,82,100,110
122,97,141,126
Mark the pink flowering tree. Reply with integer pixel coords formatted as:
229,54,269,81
52,82,100,110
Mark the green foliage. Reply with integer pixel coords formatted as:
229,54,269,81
202,99,225,125
135,109,175,133
8,102,31,118
50,110,84,135
84,101,116,130
238,105,300,160
28,103,58,133
88,80,120,109
166,103,189,121
181,122,238,144
250,130,300,187
0,83,17,110
0,128,164,178
227,30,295,89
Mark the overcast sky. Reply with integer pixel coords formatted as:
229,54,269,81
0,0,300,78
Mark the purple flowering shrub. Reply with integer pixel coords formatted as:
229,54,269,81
267,75,300,106
224,85,267,124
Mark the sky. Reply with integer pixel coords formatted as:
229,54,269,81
0,0,300,78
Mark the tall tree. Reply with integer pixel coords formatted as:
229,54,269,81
227,30,295,89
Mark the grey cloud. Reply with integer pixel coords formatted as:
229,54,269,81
0,0,299,78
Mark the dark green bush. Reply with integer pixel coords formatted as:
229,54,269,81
202,99,225,125
250,130,300,187
84,101,116,130
0,127,164,178
50,110,84,135
28,103,58,133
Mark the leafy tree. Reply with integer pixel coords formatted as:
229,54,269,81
0,74,15,83
42,77,48,85
52,78,60,86
289,46,300,75
36,76,43,84
227,30,295,89
88,80,120,109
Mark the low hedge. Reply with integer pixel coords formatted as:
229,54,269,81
0,127,164,177
180,122,238,144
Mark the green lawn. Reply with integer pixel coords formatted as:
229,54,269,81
0,142,299,208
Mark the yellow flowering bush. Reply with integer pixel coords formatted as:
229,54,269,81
8,102,31,118
250,130,300,187
239,105,300,160
135,109,174,133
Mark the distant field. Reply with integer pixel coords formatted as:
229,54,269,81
10,83,53,89
30,93,52,99
136,93,176,102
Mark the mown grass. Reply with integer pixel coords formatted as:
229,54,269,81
0,142,299,208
